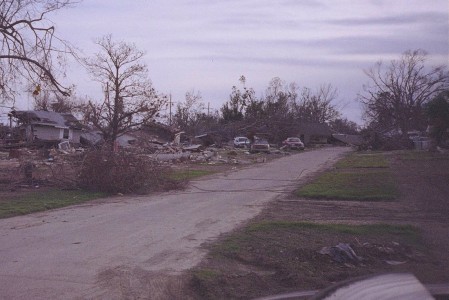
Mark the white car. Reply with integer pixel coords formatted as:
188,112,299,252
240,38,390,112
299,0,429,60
233,136,250,148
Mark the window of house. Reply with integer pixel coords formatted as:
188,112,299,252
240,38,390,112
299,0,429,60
63,128,69,139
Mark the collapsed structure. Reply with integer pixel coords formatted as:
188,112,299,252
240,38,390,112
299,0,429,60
8,110,83,145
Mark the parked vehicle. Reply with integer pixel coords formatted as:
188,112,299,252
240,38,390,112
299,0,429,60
282,137,304,150
233,136,251,148
250,139,270,153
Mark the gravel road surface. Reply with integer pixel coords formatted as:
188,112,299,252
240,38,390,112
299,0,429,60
0,147,350,299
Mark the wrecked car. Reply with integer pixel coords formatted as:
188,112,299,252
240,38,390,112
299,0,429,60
233,136,250,148
250,139,270,153
282,137,305,150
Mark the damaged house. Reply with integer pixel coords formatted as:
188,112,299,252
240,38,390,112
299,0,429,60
118,122,183,148
140,122,182,145
80,122,182,149
296,122,332,145
9,110,83,145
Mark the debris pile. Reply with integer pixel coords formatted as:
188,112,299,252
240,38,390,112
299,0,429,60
319,241,426,267
0,145,84,190
319,243,362,265
0,127,298,192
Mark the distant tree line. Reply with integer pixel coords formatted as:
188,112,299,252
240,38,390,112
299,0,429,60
172,76,357,144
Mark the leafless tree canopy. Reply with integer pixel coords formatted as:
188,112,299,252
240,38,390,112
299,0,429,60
82,35,167,148
33,89,84,113
293,84,340,124
172,89,206,134
218,77,341,143
0,0,75,103
360,49,449,133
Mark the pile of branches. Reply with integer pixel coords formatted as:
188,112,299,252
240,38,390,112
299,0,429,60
77,149,183,194
359,130,414,151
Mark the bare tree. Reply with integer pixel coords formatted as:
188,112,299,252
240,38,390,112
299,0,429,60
221,84,254,123
360,49,449,134
172,89,205,134
0,0,75,103
293,84,340,123
82,35,166,149
33,90,51,111
33,89,83,113
263,77,292,119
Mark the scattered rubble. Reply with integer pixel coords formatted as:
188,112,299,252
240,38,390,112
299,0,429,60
319,241,425,268
1,129,297,192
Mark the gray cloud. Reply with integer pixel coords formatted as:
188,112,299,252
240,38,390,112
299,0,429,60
279,0,326,8
172,29,448,57
327,12,448,26
166,53,366,70
307,35,448,56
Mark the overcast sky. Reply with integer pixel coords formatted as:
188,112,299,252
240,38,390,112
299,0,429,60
12,0,449,124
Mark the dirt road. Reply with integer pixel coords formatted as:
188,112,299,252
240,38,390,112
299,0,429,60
0,147,350,299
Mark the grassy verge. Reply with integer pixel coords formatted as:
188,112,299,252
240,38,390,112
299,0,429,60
295,152,398,201
397,150,449,161
335,153,389,168
0,189,106,219
0,168,212,219
246,221,418,238
296,171,397,200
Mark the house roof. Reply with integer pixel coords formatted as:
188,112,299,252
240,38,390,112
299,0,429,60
297,122,332,136
142,122,181,134
10,110,82,130
332,134,364,146
80,130,103,145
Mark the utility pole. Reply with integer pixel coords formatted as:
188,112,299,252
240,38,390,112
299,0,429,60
207,102,210,116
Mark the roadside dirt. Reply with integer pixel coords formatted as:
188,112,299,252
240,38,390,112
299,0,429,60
187,151,449,299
